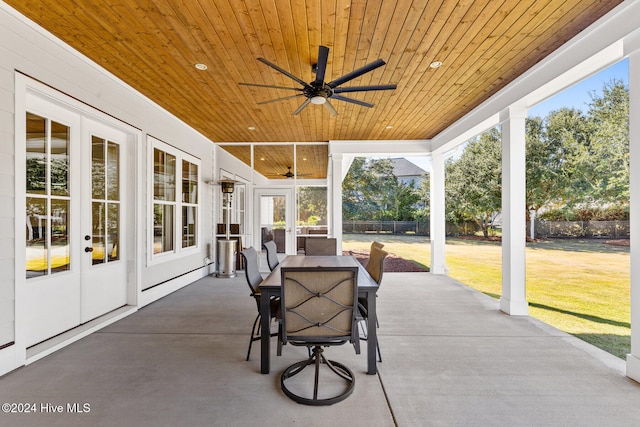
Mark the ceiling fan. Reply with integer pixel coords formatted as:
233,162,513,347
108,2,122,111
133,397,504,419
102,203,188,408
239,45,397,116
268,166,310,179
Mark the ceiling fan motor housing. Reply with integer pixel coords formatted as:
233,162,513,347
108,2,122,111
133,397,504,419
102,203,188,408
305,83,332,103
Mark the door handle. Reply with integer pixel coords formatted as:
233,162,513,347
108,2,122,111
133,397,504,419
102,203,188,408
85,247,94,253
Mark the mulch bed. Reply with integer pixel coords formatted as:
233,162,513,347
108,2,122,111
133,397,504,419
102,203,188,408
605,239,629,246
343,250,430,272
457,235,630,246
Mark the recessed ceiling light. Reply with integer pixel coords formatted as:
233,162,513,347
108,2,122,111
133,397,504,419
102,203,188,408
429,61,443,69
248,126,256,130
195,63,208,70
260,157,265,161
303,157,307,161
385,125,393,129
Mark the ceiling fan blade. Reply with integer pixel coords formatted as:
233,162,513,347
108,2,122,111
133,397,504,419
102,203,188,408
323,99,338,117
256,94,304,105
257,57,309,87
293,98,312,115
314,45,329,84
328,58,386,88
331,95,374,108
239,82,303,91
333,84,397,93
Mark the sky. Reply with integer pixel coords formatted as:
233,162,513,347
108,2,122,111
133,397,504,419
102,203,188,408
406,58,629,172
528,58,628,118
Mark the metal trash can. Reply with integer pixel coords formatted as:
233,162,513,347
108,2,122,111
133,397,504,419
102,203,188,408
217,239,237,278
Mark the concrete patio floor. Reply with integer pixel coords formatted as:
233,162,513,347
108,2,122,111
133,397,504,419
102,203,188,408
1,271,640,426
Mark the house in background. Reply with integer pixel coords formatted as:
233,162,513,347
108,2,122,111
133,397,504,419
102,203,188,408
390,158,428,187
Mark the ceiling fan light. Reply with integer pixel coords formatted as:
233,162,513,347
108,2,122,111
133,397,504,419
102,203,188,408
310,95,326,105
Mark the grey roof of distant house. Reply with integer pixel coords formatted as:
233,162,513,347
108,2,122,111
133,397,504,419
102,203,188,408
390,158,427,177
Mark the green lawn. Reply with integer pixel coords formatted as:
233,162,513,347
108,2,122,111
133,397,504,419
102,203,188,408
342,234,631,359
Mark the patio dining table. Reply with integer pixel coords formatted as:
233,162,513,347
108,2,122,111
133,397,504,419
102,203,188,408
258,255,380,375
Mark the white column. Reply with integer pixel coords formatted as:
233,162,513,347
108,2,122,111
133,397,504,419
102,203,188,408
329,153,344,252
626,42,640,382
430,151,447,274
499,106,529,315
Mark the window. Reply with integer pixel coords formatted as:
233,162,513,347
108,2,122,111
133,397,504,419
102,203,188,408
219,170,247,234
182,160,198,248
151,138,200,258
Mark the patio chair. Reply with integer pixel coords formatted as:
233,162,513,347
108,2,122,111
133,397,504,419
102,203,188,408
358,246,388,362
347,240,383,258
280,266,360,406
304,237,337,256
263,240,279,271
240,247,281,361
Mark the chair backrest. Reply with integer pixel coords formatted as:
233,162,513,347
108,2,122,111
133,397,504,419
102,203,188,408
308,228,328,235
370,241,384,252
263,240,279,271
366,247,388,285
240,247,262,294
305,237,337,256
280,267,358,344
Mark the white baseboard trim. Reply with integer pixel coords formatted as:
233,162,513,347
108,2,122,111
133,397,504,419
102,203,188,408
138,268,209,308
25,305,137,365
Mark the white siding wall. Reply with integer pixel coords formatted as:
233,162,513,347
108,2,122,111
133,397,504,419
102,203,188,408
0,11,17,349
0,3,221,371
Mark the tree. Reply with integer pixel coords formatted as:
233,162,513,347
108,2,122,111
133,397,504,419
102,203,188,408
297,186,327,225
384,180,421,221
415,173,430,221
342,157,415,221
543,107,592,209
342,157,385,220
585,79,629,204
445,128,502,237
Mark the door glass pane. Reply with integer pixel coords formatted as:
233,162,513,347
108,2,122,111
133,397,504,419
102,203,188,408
107,203,119,261
260,195,286,253
107,141,120,201
50,121,70,197
92,136,106,199
26,197,47,277
26,113,46,194
182,206,196,248
296,186,328,252
92,201,106,265
51,199,70,272
92,137,120,264
25,112,71,278
154,204,174,254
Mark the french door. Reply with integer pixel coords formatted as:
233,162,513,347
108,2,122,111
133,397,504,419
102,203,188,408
23,94,128,347
253,188,295,255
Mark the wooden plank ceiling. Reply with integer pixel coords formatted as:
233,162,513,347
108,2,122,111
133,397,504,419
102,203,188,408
6,0,623,178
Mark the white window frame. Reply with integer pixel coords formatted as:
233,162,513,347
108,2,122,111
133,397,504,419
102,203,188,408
148,136,201,263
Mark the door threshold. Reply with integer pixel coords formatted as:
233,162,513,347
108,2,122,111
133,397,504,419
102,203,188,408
26,305,137,365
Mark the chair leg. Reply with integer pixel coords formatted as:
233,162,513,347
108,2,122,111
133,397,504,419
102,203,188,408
246,313,260,361
277,323,283,356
